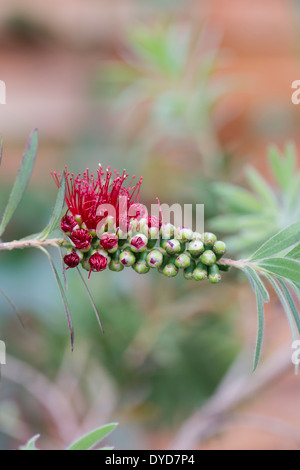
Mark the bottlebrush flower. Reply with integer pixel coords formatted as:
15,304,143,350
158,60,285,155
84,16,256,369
52,166,143,231
71,228,93,251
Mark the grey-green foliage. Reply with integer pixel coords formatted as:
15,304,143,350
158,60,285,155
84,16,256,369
210,143,300,256
20,423,118,450
95,22,229,153
233,221,300,370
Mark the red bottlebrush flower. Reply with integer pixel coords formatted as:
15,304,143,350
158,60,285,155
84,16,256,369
51,166,144,231
64,251,81,269
71,229,93,251
89,251,108,278
61,214,77,233
100,232,118,252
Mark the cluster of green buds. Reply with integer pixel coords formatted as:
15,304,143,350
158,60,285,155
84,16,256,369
63,216,228,284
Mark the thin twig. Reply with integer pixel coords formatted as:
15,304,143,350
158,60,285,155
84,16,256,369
0,238,67,251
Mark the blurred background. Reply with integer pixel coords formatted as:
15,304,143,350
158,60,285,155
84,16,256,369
0,0,300,450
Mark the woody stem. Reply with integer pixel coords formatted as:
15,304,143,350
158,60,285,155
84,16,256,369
0,238,68,251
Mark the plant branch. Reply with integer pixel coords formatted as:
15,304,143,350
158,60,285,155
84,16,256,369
0,238,67,251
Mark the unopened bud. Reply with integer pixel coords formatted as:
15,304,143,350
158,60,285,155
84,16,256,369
175,227,193,242
109,249,124,272
130,234,148,253
100,232,119,253
213,241,226,258
192,232,203,240
203,232,217,249
64,250,82,269
146,249,164,268
119,249,136,267
128,218,139,237
162,258,178,278
183,259,196,280
175,253,191,269
61,214,77,234
208,264,221,283
160,223,175,239
74,215,83,225
187,239,204,258
193,261,208,281
200,250,217,266
165,239,182,255
71,228,93,252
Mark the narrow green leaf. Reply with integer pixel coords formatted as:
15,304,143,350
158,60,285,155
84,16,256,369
258,258,300,284
38,173,66,241
253,284,264,371
0,286,25,328
0,129,38,237
268,145,286,190
19,435,40,450
243,265,270,303
279,280,300,336
266,275,298,344
76,268,104,333
38,247,74,350
249,220,300,260
286,244,300,260
246,166,277,209
68,423,118,451
58,246,68,292
212,182,263,214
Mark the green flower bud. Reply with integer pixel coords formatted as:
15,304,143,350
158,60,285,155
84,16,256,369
175,226,193,242
109,259,124,272
187,239,204,258
74,214,83,225
158,256,168,274
119,249,136,267
165,239,182,255
138,218,148,235
183,259,196,280
130,234,148,253
175,253,191,269
213,240,226,258
109,248,124,272
146,249,164,268
208,264,221,284
148,226,160,240
160,223,175,239
200,250,217,266
192,261,208,281
192,232,203,240
203,232,217,249
162,258,179,278
116,227,127,244
160,238,168,250
133,254,150,274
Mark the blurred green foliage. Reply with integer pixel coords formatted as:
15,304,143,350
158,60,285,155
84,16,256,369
210,143,300,257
